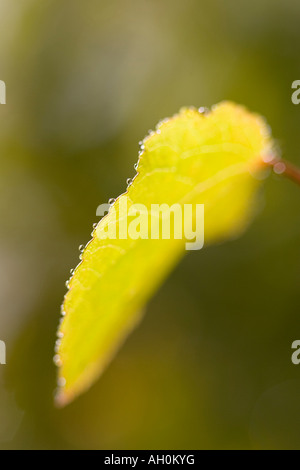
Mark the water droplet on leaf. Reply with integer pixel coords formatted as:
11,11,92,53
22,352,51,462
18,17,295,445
273,162,286,175
53,355,62,367
58,377,66,387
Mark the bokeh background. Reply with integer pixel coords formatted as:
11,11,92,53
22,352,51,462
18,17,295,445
0,0,300,450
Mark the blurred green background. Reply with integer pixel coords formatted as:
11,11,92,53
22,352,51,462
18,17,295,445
0,0,300,450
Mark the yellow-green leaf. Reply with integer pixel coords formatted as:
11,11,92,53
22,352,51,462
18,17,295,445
55,101,273,406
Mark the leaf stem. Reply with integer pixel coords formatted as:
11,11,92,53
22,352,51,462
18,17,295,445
266,157,300,186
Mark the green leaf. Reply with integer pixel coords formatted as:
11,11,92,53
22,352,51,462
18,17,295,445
55,102,273,406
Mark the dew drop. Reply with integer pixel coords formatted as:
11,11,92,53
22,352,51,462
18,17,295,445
273,162,286,175
70,268,75,276
93,223,97,229
108,198,115,205
199,106,209,115
126,178,132,186
57,331,64,339
58,377,66,387
134,163,138,171
65,280,70,289
79,245,84,252
53,355,62,367
262,153,275,164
